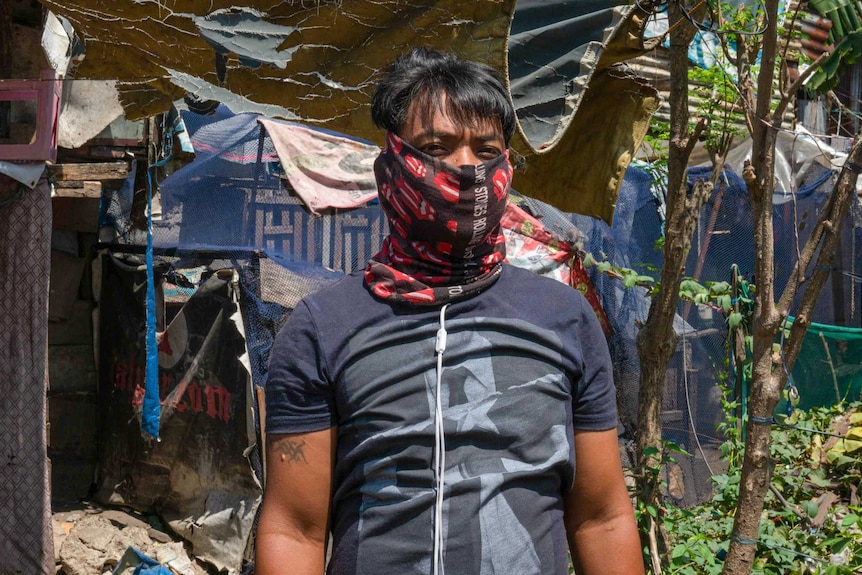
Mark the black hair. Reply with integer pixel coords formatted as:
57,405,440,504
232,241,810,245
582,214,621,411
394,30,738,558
370,47,516,146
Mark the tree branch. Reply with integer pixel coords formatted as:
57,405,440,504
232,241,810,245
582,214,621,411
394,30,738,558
683,117,708,159
778,134,862,371
776,136,862,313
777,2,804,95
775,50,832,121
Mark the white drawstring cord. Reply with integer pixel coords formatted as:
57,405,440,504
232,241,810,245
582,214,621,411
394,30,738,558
433,303,449,575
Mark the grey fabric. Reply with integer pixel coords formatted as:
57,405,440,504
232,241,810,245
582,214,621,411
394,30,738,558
266,265,618,574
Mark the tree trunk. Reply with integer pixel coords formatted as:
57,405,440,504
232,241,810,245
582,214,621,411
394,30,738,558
634,4,707,570
721,134,862,574
719,1,862,566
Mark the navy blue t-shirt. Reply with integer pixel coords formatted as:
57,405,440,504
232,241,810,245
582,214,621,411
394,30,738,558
266,264,618,575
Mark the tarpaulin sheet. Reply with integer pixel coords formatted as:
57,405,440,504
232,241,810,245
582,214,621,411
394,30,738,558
41,0,659,222
0,174,54,575
96,257,259,574
258,118,379,214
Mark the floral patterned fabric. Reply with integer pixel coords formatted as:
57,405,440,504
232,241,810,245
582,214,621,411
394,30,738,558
502,202,612,335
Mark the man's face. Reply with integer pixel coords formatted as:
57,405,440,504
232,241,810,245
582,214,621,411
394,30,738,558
400,95,505,168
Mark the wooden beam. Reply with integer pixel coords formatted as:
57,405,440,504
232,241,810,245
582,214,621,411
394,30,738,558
48,161,129,181
52,181,103,198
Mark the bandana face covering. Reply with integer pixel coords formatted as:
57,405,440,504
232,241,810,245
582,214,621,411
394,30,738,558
365,132,513,306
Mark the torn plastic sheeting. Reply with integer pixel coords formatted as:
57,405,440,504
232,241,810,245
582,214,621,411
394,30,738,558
0,161,45,189
166,69,297,122
229,299,259,468
97,259,261,574
508,0,622,149
42,12,73,78
510,68,660,223
194,7,299,69
717,127,852,202
56,79,125,149
113,547,173,575
39,0,514,133
165,490,259,575
42,0,658,222
258,117,380,214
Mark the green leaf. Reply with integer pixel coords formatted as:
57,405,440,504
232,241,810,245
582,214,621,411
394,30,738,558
681,279,707,294
623,272,638,288
728,312,743,328
825,536,851,553
842,514,860,527
831,454,855,466
583,252,595,268
807,469,833,488
802,500,819,518
596,261,611,273
844,438,862,453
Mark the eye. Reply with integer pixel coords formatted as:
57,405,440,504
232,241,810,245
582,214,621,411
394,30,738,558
477,147,502,160
420,143,449,156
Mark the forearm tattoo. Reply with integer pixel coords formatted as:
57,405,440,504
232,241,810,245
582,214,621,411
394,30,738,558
271,437,309,464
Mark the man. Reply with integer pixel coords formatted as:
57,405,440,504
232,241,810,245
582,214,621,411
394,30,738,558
256,47,643,575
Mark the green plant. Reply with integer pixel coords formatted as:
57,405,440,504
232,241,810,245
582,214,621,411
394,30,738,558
688,65,746,160
662,399,862,575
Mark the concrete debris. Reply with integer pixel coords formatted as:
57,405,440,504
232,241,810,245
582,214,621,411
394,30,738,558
53,506,208,575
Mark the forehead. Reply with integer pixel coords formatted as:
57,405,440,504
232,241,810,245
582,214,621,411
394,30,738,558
402,91,503,138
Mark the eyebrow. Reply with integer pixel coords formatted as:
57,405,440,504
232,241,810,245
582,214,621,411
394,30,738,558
415,130,503,142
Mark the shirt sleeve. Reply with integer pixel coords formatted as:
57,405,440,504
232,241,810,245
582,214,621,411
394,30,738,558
265,299,337,434
570,292,619,431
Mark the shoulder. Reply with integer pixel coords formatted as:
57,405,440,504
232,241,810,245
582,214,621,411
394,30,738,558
279,270,412,354
300,270,369,308
495,264,592,315
286,270,381,324
273,271,370,349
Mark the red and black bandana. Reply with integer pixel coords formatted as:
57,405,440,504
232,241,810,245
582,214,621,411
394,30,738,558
365,132,513,306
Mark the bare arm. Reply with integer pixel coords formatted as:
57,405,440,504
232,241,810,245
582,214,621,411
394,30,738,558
565,428,644,575
256,428,337,575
